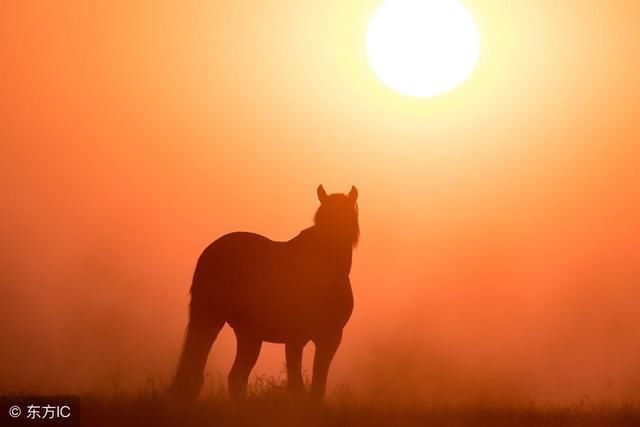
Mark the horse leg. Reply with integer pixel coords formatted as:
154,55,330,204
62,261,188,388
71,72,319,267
310,330,342,399
285,341,305,394
228,330,262,400
170,304,224,400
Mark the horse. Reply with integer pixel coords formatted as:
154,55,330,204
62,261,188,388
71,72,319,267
170,185,359,400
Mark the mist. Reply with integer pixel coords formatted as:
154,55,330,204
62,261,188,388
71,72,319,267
1,0,640,406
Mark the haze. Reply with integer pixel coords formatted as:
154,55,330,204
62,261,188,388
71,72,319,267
1,0,639,405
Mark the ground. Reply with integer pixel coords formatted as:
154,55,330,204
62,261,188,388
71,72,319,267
69,377,640,427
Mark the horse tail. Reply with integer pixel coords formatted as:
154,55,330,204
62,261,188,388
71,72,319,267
169,263,224,400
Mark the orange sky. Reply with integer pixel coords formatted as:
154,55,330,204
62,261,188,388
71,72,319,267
1,0,639,403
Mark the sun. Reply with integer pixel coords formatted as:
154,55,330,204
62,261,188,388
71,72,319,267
365,0,481,98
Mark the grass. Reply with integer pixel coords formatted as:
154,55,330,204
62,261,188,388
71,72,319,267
79,398,640,427
5,376,640,426
74,376,640,427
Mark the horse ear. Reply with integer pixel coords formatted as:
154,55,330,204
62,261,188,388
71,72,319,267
348,185,358,203
317,185,328,203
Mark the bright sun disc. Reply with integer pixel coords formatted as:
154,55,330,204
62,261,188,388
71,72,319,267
366,0,480,98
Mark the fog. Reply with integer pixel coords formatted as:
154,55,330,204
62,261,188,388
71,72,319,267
1,0,639,405
2,168,638,403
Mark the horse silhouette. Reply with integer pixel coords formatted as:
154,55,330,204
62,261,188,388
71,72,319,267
170,185,358,400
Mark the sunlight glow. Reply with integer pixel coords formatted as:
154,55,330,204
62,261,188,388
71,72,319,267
365,0,481,98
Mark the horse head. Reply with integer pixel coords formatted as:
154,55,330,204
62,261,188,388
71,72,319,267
314,185,359,248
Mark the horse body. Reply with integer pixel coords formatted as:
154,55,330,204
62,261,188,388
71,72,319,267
193,229,353,343
171,185,358,400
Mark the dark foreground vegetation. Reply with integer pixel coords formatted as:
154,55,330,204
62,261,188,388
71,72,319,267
81,398,640,427
7,377,640,427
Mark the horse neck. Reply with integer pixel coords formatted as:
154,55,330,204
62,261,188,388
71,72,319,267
289,226,353,283
295,226,353,274
297,225,352,248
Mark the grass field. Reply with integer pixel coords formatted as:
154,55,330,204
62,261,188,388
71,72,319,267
78,397,640,427
4,376,640,426
69,377,640,427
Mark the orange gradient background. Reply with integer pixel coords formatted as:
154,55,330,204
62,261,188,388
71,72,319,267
1,0,639,404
